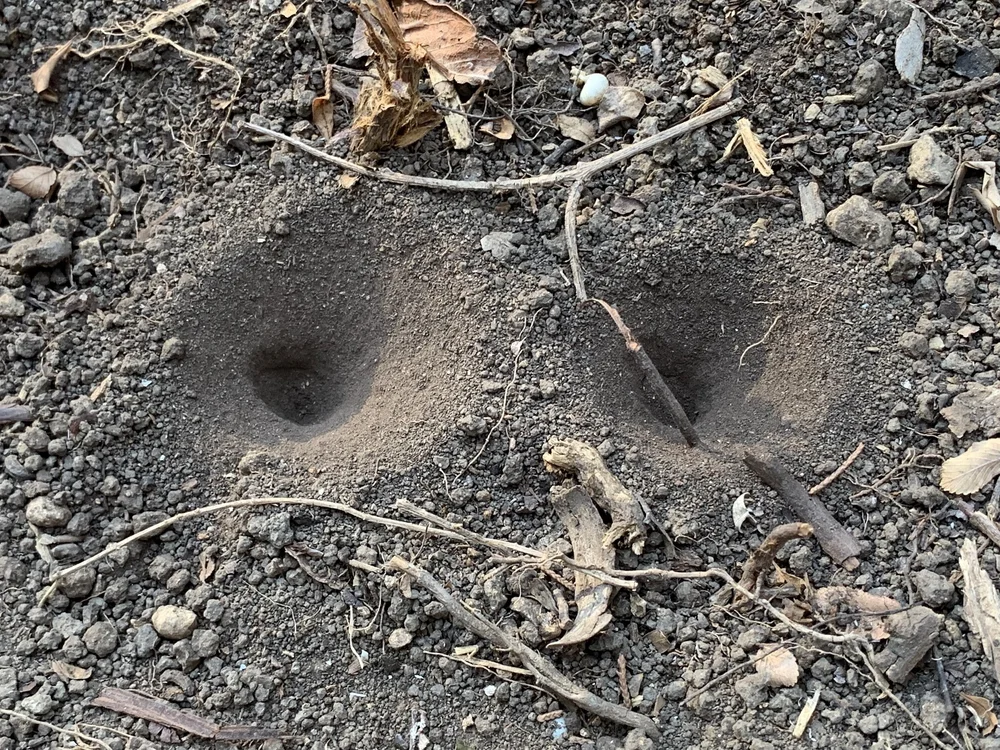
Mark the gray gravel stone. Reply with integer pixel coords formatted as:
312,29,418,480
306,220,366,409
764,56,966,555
872,171,909,202
826,196,892,249
944,269,977,304
898,332,929,358
152,605,197,640
134,623,160,657
160,337,187,361
887,245,922,282
6,230,72,271
0,289,24,318
58,567,96,599
0,668,16,701
25,497,72,528
852,59,887,103
52,613,85,639
83,621,118,657
247,511,294,547
734,673,768,708
919,692,949,733
0,188,31,222
913,569,955,607
56,172,101,218
191,629,221,658
908,135,957,186
20,686,55,717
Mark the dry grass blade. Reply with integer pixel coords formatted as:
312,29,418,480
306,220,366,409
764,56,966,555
141,0,208,33
959,538,1000,685
722,118,773,177
792,687,821,738
940,439,1000,495
31,41,73,100
396,0,502,84
8,165,58,199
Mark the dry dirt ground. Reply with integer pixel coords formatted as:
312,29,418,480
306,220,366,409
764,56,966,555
2,0,1000,748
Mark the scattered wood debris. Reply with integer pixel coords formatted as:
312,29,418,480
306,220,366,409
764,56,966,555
959,538,1000,685
543,438,649,553
0,404,33,425
387,557,660,739
736,522,813,599
93,687,281,741
719,118,773,177
548,485,615,646
871,607,943,684
809,442,864,495
792,687,821,738
743,449,862,568
592,300,701,448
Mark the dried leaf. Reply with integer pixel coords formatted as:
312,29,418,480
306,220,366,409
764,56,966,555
965,160,1000,231
312,95,335,139
198,548,216,583
774,564,811,597
479,117,514,140
395,0,502,84
646,630,671,654
142,0,209,34
338,172,359,189
755,647,800,687
280,1,298,17
52,134,85,158
942,384,1000,439
941,439,1000,495
732,492,751,532
895,10,925,84
7,165,58,199
737,118,773,177
51,661,92,681
31,41,73,100
793,0,828,13
555,114,596,144
961,692,999,735
89,375,112,403
960,538,1000,685
792,687,821,738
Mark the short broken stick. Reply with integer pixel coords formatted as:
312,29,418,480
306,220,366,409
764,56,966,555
809,442,864,495
743,450,861,568
593,299,701,448
736,522,813,597
952,498,1000,551
387,556,659,739
918,73,1000,105
0,404,33,425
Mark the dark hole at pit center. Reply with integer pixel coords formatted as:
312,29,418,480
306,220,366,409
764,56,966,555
248,344,340,426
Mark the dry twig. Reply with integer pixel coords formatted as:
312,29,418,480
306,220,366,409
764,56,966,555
387,556,660,738
736,522,813,597
739,315,781,368
918,74,1000,105
809,442,865,495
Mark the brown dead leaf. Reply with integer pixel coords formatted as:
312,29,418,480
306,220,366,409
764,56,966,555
52,134,85,158
280,1,298,17
646,630,671,654
8,165,58,199
51,661,92,681
961,692,999,735
89,375,112,403
31,41,73,101
755,647,800,687
941,439,1000,495
338,172,359,189
774,564,812,597
198,549,216,583
960,538,1000,685
395,0,502,84
479,118,514,140
555,114,596,144
965,161,1000,231
312,96,335,139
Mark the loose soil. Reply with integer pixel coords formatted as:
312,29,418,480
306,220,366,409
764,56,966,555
1,0,999,749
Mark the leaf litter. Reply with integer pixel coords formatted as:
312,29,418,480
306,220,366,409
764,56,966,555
940,438,1000,495
7,165,58,199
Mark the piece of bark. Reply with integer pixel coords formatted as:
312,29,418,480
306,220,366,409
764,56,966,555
959,538,1000,685
593,299,701,448
549,485,615,647
543,439,647,553
93,687,281,741
737,522,813,596
954,499,1000,551
872,606,943,683
387,556,660,739
0,404,32,425
743,449,861,568
798,181,826,225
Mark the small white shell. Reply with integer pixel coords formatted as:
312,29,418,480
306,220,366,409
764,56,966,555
579,73,610,107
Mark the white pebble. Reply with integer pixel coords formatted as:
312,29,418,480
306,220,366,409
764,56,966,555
579,73,609,106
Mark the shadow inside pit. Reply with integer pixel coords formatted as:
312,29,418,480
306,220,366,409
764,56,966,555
588,262,781,444
177,215,386,443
